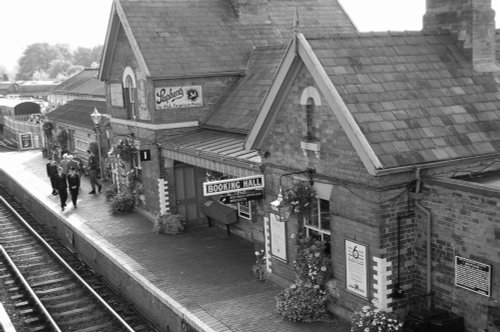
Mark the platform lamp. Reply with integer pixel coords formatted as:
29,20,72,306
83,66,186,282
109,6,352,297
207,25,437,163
90,107,105,181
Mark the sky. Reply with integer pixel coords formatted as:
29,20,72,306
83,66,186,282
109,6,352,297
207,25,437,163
1,0,500,74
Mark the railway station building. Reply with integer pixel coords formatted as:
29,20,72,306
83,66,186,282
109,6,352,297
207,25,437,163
99,0,500,330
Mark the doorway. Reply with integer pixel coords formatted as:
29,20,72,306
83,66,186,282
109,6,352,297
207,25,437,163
174,163,203,226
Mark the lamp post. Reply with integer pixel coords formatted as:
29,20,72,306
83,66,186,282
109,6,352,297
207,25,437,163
90,107,105,181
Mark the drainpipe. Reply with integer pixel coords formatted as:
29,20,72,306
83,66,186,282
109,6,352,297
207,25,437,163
413,168,432,309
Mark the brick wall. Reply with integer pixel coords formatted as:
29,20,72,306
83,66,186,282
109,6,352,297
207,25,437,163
418,179,500,331
260,63,420,318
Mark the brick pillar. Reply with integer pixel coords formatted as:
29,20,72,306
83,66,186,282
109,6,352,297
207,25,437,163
423,0,496,71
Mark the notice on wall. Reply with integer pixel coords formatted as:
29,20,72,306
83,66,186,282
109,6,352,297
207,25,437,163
270,212,287,262
155,85,203,109
19,133,33,150
345,240,368,298
455,256,491,297
110,83,124,107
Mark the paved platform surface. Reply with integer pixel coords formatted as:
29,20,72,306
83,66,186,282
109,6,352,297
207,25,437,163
0,150,351,332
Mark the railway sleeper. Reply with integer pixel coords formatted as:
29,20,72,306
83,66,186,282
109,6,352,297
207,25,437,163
30,276,72,287
39,290,84,302
51,304,102,318
46,298,92,310
36,284,74,295
71,321,115,332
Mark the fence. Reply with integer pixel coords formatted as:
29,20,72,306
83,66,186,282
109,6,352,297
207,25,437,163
2,115,44,149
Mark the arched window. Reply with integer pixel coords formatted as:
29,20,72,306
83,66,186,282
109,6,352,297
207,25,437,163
300,86,321,142
306,97,314,141
122,67,137,120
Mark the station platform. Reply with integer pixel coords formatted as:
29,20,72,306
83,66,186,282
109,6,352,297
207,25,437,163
0,150,351,332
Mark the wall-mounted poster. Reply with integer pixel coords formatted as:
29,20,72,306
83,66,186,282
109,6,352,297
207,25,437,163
19,133,33,150
455,256,491,297
110,83,124,107
155,85,203,110
270,212,287,262
345,240,368,298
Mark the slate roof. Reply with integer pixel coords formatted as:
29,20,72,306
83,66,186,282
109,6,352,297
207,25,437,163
307,31,500,168
162,129,261,164
117,0,355,78
52,69,104,97
202,44,287,133
46,99,107,130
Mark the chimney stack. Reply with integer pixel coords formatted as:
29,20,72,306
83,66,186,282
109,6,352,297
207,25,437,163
423,0,497,71
229,0,270,24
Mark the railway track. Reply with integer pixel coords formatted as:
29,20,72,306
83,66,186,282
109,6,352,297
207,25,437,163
0,187,159,332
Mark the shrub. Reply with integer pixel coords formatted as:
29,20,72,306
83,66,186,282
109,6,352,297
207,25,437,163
110,192,136,214
294,236,331,286
275,281,329,323
350,304,404,332
275,235,332,323
105,186,117,201
153,213,185,235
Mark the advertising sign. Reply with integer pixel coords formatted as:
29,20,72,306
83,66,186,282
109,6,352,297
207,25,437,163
455,256,491,297
345,240,368,298
203,175,264,196
155,85,203,109
19,133,33,150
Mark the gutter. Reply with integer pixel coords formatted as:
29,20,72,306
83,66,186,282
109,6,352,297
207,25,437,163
412,168,433,309
374,153,500,177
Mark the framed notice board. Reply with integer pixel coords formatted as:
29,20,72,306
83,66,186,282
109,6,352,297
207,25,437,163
455,256,491,297
345,240,368,298
19,133,33,150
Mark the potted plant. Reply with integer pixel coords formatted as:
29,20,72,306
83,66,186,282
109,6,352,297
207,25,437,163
251,249,266,281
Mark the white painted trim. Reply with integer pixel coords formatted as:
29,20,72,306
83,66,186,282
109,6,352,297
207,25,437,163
300,86,322,106
122,67,137,88
245,39,296,150
372,257,392,311
296,34,382,175
110,118,198,130
99,1,117,80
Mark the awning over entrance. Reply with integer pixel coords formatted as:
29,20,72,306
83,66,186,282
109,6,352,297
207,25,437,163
162,129,262,178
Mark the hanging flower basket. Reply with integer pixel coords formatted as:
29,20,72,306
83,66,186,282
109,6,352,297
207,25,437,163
114,139,137,162
282,181,315,215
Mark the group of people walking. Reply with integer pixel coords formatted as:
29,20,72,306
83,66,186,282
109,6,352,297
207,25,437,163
46,150,102,211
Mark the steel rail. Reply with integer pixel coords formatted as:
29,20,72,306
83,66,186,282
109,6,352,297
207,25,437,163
0,245,62,332
0,196,136,332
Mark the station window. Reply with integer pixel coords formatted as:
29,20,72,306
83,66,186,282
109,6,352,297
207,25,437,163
305,197,331,244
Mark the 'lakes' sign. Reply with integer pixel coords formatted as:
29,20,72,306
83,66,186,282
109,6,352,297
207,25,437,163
155,85,203,109
203,175,264,196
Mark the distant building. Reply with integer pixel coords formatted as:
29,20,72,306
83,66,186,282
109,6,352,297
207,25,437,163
47,68,105,110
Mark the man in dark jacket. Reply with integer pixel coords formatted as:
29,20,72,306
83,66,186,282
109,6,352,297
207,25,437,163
54,167,68,211
67,167,80,209
46,157,58,195
87,150,102,194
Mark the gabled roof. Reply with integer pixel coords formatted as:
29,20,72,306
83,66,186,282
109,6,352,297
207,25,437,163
46,99,107,129
247,32,500,175
100,0,355,79
202,44,288,133
52,69,104,97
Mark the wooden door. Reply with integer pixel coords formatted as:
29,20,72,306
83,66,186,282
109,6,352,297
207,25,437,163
174,164,201,226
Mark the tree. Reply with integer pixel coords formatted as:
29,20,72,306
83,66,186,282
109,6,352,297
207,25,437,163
73,45,103,68
16,43,61,80
15,43,102,81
